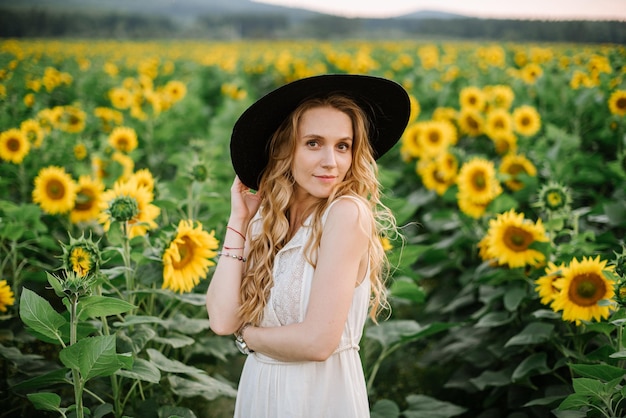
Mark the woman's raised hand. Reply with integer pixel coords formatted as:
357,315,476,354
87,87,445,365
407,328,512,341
230,176,262,224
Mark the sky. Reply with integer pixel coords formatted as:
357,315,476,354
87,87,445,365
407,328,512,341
253,0,626,20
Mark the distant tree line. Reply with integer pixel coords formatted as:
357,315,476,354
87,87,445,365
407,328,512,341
1,8,624,44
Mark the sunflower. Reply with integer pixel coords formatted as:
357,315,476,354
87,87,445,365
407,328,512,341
485,84,515,110
457,192,489,219
551,256,615,324
490,131,518,155
59,105,86,134
400,123,422,160
74,143,88,160
108,127,138,153
608,90,626,116
418,159,455,196
535,262,565,305
484,108,513,141
163,80,187,104
459,86,486,111
499,154,537,191
0,280,15,313
109,87,133,110
32,166,78,215
520,63,543,84
408,94,420,123
94,107,124,133
482,209,548,268
513,105,541,137
70,175,105,224
432,107,457,123
535,181,572,214
417,120,454,158
458,108,484,137
130,168,155,192
99,177,160,238
162,219,219,293
0,128,30,164
20,119,45,148
456,157,502,205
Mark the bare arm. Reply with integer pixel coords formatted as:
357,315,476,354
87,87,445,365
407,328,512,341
206,177,261,335
241,198,370,362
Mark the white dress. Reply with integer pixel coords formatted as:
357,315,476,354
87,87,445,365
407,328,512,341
234,197,371,418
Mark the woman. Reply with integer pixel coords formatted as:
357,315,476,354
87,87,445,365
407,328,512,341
206,74,410,417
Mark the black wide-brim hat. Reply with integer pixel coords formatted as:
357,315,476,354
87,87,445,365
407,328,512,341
230,74,411,190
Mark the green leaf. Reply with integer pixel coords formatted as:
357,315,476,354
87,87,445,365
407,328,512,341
504,322,554,347
403,394,467,418
470,370,511,391
116,357,161,383
113,315,168,328
570,363,626,382
572,378,605,397
19,288,67,345
59,335,128,380
46,272,66,298
389,277,426,304
524,395,566,407
475,312,513,328
371,399,400,418
147,348,205,375
557,393,592,411
503,283,527,312
168,374,237,400
11,368,70,391
27,392,63,412
153,333,195,348
512,352,549,382
366,320,455,349
77,295,136,319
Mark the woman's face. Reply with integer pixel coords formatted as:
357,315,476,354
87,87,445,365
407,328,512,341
291,106,353,202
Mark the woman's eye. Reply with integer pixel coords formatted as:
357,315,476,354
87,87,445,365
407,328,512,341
338,143,351,151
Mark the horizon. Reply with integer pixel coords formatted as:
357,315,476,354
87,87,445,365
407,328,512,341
252,0,626,20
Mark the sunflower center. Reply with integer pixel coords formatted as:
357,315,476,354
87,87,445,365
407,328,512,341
569,273,605,306
7,137,21,152
74,189,95,211
617,97,626,110
428,131,441,144
546,191,564,208
466,116,479,129
472,172,486,189
494,118,505,129
521,116,531,126
504,226,532,251
507,163,524,176
46,179,66,200
172,237,194,268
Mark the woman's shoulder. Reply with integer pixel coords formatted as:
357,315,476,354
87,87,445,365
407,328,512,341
322,195,372,226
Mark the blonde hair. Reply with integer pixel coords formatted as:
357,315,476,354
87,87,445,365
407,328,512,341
238,94,398,326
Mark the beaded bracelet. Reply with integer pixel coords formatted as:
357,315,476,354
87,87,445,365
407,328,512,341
217,251,247,262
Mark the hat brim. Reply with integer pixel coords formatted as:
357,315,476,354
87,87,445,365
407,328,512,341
230,74,410,190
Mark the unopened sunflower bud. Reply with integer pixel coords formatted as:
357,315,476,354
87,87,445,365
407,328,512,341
107,195,139,222
191,164,208,182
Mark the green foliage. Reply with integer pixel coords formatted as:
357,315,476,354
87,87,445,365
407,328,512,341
0,38,625,418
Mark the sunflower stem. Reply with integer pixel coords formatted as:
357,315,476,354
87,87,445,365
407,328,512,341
69,294,85,418
122,221,135,308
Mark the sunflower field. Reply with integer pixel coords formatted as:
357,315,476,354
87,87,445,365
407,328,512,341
0,38,625,418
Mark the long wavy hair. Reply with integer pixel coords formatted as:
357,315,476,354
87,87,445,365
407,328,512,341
238,94,399,326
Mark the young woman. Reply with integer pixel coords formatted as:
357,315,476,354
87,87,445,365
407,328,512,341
206,74,410,417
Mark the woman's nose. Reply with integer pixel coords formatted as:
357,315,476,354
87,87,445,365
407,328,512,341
320,148,337,168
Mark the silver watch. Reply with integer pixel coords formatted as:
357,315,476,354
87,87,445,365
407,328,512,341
235,334,252,355
235,324,253,355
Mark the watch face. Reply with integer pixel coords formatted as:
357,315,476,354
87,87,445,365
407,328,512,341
235,338,250,355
